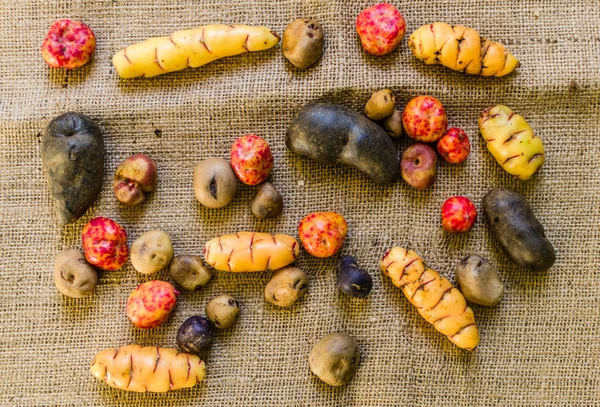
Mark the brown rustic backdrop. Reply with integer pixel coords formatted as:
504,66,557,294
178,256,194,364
1,0,599,405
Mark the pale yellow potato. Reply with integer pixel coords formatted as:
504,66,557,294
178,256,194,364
381,247,479,350
113,24,280,78
90,345,205,392
479,105,545,180
408,23,519,77
204,232,299,272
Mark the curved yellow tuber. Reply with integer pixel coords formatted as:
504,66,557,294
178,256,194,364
408,23,519,77
113,24,280,78
479,105,545,180
381,247,479,350
90,345,206,392
204,232,300,272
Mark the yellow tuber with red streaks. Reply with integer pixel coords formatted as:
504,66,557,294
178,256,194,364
113,24,280,78
380,247,479,350
204,232,300,272
90,345,205,392
408,23,519,77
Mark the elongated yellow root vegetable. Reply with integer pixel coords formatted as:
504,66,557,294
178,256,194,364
380,247,479,350
408,23,519,77
113,24,280,78
90,345,205,392
204,232,300,272
479,105,545,180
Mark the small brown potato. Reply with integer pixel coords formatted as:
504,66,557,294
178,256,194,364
170,255,212,290
205,295,240,329
193,158,238,209
365,89,395,121
456,255,504,306
282,18,324,69
309,332,360,386
54,249,97,298
130,230,174,275
381,109,403,138
250,182,283,219
264,267,308,307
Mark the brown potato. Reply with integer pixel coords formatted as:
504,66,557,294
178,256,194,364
309,332,360,386
250,182,283,219
205,295,240,329
54,249,97,298
264,267,308,307
365,89,395,121
282,18,324,69
130,230,174,275
381,109,403,138
193,158,238,208
456,255,504,306
170,255,212,290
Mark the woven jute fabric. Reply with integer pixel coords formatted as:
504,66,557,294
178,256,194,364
1,0,599,405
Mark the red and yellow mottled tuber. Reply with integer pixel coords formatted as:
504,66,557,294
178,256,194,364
437,127,471,164
113,154,158,206
402,95,448,143
127,280,179,329
356,3,406,56
441,196,477,233
82,217,128,271
41,19,96,69
230,134,273,185
298,212,348,258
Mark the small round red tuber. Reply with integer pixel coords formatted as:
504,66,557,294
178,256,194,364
113,154,157,206
41,19,96,69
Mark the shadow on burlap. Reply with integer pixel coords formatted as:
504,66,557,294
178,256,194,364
0,1,599,406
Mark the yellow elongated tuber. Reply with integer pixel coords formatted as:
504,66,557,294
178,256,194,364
90,345,206,392
380,247,479,350
479,105,545,180
113,24,280,78
204,232,300,272
408,23,519,77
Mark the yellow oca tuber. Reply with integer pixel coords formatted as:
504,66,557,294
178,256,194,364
113,24,280,78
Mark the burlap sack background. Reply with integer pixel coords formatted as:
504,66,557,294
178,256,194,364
1,0,599,405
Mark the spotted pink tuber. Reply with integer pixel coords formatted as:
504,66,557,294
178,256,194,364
41,19,96,69
402,95,448,143
230,134,273,185
298,212,348,258
441,196,477,233
82,217,128,271
356,3,406,56
127,280,179,329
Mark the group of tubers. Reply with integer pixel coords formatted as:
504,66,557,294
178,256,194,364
39,1,558,394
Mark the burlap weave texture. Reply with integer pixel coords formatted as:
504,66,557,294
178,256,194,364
0,0,599,406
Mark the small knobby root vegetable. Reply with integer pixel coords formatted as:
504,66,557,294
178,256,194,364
456,255,504,306
437,127,470,164
204,232,300,272
381,109,403,138
127,281,179,329
337,255,372,298
309,333,360,386
380,247,479,350
177,316,215,354
230,134,274,185
54,249,97,298
90,345,206,392
400,143,437,190
82,217,128,271
206,295,240,328
408,23,520,77
170,255,212,291
264,266,309,307
130,230,174,275
193,158,238,208
356,3,406,56
298,212,348,258
42,19,96,69
286,103,399,184
365,89,395,121
479,105,545,181
42,112,104,226
113,154,157,206
250,182,283,219
113,24,280,78
482,188,555,271
282,18,324,69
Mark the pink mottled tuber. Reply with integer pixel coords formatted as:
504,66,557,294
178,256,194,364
41,19,96,69
113,154,157,206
